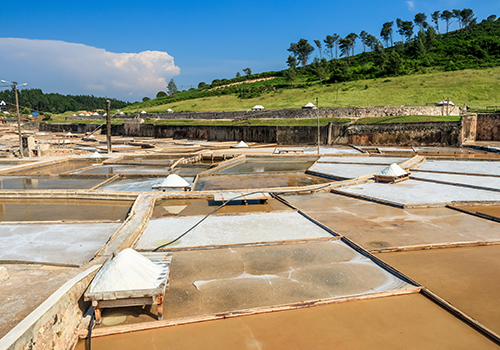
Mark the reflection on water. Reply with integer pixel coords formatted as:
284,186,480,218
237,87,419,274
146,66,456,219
16,161,101,176
195,173,332,191
218,159,316,174
0,177,104,190
0,198,133,221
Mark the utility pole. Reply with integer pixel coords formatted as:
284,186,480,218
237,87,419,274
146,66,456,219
316,97,320,155
106,99,112,154
1,80,27,158
14,83,23,158
336,81,339,102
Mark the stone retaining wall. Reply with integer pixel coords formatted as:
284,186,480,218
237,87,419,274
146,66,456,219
42,120,465,146
65,105,460,121
476,114,500,141
343,121,462,146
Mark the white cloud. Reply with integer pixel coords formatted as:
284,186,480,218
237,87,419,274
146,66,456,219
0,38,180,101
406,0,415,10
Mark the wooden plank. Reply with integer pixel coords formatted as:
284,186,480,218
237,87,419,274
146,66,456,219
97,297,155,308
371,240,500,254
136,236,341,253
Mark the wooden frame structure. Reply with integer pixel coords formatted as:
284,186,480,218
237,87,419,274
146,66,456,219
84,252,172,323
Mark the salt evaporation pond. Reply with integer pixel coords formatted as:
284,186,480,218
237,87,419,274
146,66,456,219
0,177,104,190
99,177,194,192
0,198,133,222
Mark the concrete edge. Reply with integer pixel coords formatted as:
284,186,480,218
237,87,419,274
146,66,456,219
0,265,99,350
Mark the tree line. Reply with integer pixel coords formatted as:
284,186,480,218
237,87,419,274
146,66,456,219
287,8,480,68
0,88,128,114
283,8,500,85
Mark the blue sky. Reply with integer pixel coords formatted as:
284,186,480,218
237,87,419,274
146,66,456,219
1,0,498,101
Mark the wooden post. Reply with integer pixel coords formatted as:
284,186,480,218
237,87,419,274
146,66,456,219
157,295,164,321
14,83,24,158
316,97,320,154
106,100,112,154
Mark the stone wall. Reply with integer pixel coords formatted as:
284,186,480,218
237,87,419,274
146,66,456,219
344,121,462,146
4,267,97,350
65,105,461,121
461,115,477,143
476,114,500,141
39,123,101,134
43,119,466,146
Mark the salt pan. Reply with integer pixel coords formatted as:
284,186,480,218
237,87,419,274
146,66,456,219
90,248,163,293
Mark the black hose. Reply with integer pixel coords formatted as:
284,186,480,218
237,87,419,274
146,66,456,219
152,184,332,251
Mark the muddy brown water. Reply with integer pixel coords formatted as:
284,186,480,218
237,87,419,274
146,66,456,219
0,177,104,190
76,293,498,350
378,245,500,335
76,165,171,175
217,159,316,174
152,198,292,218
282,192,500,250
0,198,133,221
14,161,101,176
455,205,500,218
194,174,332,191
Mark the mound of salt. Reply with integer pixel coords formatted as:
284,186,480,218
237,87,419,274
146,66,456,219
160,174,191,188
378,163,407,177
232,141,249,148
90,151,102,158
90,248,163,293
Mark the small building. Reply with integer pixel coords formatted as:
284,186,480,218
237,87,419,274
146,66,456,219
0,100,7,111
302,102,317,109
436,99,455,106
252,105,265,110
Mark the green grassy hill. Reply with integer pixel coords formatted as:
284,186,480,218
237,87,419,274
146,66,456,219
120,67,500,114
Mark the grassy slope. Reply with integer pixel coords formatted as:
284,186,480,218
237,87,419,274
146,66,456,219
120,67,500,114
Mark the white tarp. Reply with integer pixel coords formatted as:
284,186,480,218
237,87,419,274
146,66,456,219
436,99,456,106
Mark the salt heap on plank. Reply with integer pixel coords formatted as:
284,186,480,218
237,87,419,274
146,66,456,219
89,248,163,293
378,163,407,177
160,174,190,188
90,151,103,158
232,141,249,148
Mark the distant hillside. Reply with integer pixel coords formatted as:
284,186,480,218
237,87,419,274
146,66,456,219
125,16,500,113
0,88,128,115
116,67,500,114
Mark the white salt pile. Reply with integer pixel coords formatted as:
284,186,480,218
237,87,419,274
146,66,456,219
232,141,249,148
90,151,103,158
65,132,73,136
159,174,191,188
90,248,163,293
378,163,407,177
